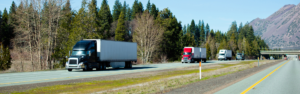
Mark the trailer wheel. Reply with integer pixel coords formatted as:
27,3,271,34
96,63,101,70
128,62,132,68
68,69,72,71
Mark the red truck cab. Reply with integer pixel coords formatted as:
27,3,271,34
182,48,193,63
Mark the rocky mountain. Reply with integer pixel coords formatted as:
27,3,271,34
249,3,300,49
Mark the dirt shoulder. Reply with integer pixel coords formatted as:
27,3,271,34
164,60,283,94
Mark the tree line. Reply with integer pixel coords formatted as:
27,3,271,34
182,20,268,59
0,0,268,71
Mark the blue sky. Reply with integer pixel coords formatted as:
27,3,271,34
1,0,299,33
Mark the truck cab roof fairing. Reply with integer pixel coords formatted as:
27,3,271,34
73,40,94,50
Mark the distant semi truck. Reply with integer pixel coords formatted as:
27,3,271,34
236,53,245,60
181,47,206,63
218,49,232,60
65,39,137,71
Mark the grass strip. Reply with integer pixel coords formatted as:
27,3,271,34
9,60,266,94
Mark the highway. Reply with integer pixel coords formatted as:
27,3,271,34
216,59,300,94
0,60,236,87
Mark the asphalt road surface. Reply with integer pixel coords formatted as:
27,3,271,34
0,60,238,87
216,59,299,94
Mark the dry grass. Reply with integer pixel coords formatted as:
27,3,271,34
9,60,276,94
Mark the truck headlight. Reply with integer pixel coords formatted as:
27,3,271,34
79,62,84,68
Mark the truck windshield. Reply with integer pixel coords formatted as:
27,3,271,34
183,52,191,55
71,50,86,56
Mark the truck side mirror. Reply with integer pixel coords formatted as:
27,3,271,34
89,51,91,56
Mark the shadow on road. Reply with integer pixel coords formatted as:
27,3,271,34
70,67,156,72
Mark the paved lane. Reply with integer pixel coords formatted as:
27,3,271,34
216,60,300,94
0,60,236,87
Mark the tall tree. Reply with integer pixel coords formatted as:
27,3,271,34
205,23,210,41
115,11,125,41
150,3,158,19
54,0,73,66
146,0,151,12
122,1,127,19
112,0,122,21
99,0,113,39
132,12,163,64
227,21,237,40
199,20,205,46
156,8,182,61
1,8,9,47
190,19,196,34
182,25,187,35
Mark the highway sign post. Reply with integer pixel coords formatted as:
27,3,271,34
199,61,201,79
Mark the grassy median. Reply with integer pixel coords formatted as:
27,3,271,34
9,60,267,94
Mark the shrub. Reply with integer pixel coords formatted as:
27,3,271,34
0,44,12,71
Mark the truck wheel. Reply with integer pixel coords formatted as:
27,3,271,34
96,63,102,70
102,63,106,70
204,59,206,62
83,64,90,71
68,69,72,71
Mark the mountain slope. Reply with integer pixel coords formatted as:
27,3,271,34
249,3,300,49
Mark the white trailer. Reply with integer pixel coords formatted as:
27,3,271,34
66,39,137,71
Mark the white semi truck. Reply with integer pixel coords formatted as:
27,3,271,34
181,47,206,63
65,39,137,71
218,49,232,60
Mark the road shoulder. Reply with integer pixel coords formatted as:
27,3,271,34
164,60,284,94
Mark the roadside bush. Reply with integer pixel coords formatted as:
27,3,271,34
0,44,12,71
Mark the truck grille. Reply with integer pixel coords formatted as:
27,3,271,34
69,60,77,64
184,57,188,60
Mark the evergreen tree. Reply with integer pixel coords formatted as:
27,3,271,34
98,0,113,39
112,0,122,21
156,8,182,61
199,21,205,46
115,11,125,41
53,0,73,67
131,0,143,19
190,20,196,34
0,44,12,71
205,23,210,40
146,0,151,12
215,30,222,43
122,1,127,19
1,8,9,47
182,25,187,35
150,3,158,19
206,40,211,60
227,21,237,40
126,7,132,21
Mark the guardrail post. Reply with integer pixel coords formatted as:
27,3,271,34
258,57,259,67
199,61,201,79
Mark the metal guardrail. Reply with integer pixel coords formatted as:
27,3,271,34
260,50,300,55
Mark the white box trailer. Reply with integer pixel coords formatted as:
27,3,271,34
66,39,137,71
96,40,137,62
